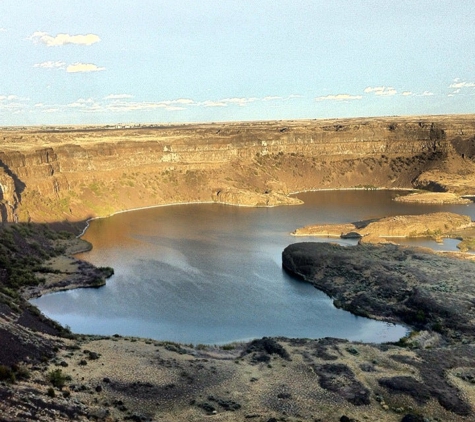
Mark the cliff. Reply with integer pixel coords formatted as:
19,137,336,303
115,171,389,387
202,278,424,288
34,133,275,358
292,212,474,242
1,114,475,223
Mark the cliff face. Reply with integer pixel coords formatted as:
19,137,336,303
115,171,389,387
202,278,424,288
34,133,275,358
1,115,475,223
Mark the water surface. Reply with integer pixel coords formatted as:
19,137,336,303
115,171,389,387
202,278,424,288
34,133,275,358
31,190,475,344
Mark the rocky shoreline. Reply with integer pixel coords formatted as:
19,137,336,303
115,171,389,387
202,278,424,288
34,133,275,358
393,192,472,205
2,115,475,420
0,209,473,421
292,211,475,251
282,242,475,417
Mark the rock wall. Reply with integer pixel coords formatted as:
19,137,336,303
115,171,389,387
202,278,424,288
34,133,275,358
1,115,475,223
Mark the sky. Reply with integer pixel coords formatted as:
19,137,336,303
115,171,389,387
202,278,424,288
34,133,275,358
0,0,474,126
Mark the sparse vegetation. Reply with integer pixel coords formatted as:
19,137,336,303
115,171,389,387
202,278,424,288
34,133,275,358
0,365,16,383
47,368,68,389
0,224,64,290
457,237,475,252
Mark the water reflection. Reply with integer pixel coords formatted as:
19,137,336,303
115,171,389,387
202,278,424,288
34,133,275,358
31,190,474,344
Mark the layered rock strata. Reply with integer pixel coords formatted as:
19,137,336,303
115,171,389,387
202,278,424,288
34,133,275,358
292,212,474,242
0,114,474,223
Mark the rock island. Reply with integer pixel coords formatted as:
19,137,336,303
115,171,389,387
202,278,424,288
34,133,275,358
1,115,475,421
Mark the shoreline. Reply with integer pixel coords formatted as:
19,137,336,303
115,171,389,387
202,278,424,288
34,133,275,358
76,186,417,238
5,190,475,420
3,113,475,419
44,189,475,343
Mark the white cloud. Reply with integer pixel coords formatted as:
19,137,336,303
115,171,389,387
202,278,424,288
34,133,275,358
0,28,7,32
0,93,305,117
68,98,96,108
364,86,383,93
66,63,105,73
34,61,104,73
0,94,30,112
104,94,134,100
33,61,66,69
0,95,29,102
202,100,227,107
315,93,362,101
221,97,259,106
29,32,100,46
106,101,168,112
401,90,434,97
261,94,303,102
160,98,195,105
449,80,475,89
172,98,194,105
364,86,397,96
0,95,18,101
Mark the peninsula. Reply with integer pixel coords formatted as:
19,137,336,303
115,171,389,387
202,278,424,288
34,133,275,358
1,115,475,421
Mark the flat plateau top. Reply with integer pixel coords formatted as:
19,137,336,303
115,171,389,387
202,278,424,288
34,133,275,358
0,114,474,151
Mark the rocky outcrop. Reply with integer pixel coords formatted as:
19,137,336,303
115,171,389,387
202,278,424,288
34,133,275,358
0,161,22,222
292,212,473,242
0,115,474,223
282,241,475,341
394,191,472,204
212,187,302,207
282,241,475,416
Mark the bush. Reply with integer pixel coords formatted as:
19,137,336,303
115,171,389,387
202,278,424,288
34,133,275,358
12,364,30,381
48,369,68,389
0,365,15,383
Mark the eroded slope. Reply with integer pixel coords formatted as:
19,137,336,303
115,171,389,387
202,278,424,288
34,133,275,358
1,115,475,223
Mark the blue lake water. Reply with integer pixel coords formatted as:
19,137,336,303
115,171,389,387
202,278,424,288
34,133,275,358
31,190,475,344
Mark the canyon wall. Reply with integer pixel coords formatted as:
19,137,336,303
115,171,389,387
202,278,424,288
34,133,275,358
0,115,475,223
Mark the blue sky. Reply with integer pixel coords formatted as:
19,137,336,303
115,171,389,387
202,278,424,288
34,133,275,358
0,0,474,126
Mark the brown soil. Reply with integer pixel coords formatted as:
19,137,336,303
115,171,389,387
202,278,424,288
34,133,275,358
1,114,475,224
394,192,472,204
2,115,475,421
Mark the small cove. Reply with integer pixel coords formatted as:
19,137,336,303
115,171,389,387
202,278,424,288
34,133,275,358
31,190,475,344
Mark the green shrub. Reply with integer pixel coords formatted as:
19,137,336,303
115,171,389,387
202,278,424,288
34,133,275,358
0,365,15,383
12,364,30,381
220,344,236,351
48,369,68,389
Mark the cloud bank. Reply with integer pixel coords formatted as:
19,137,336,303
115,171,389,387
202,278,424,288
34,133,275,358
66,63,105,73
364,86,397,96
316,94,362,101
29,32,100,46
33,61,66,69
449,80,475,89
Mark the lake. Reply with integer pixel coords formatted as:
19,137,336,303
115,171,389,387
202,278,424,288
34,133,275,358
31,190,475,344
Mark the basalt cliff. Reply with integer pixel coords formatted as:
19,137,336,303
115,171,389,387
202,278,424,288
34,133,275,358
1,114,475,224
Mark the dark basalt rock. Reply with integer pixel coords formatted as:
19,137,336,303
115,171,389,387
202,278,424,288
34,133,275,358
378,376,431,404
401,415,426,422
313,363,370,406
283,241,475,416
242,337,291,361
282,242,475,339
